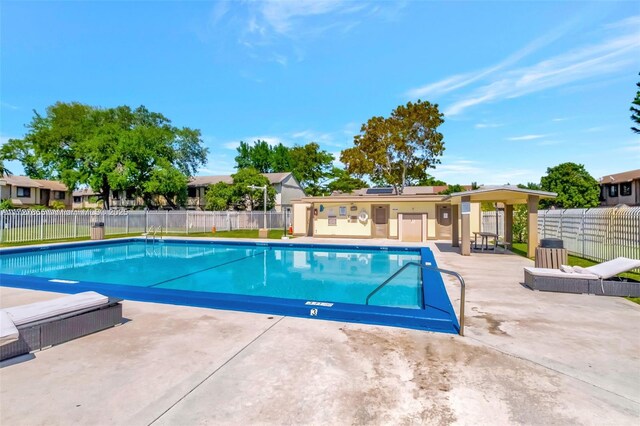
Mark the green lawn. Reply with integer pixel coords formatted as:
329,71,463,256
0,229,291,248
511,242,640,304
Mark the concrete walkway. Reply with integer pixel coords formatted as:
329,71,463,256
1,239,639,425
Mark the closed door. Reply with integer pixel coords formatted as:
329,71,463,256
402,214,423,242
436,205,452,239
372,205,389,238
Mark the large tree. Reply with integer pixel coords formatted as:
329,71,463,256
340,100,445,195
2,102,208,209
326,167,368,194
631,75,640,134
539,163,600,209
289,142,334,196
205,168,276,211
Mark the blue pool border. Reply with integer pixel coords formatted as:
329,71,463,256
0,238,460,334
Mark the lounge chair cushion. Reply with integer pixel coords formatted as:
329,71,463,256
578,257,640,279
0,310,19,345
524,267,599,280
4,291,109,327
560,265,575,273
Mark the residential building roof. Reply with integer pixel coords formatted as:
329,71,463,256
189,172,293,187
33,179,68,191
72,188,99,197
1,175,44,188
598,169,640,184
1,175,69,191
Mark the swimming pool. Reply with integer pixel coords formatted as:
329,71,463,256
0,239,460,334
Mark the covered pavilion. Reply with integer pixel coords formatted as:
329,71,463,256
443,187,557,257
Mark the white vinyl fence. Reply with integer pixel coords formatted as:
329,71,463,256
0,210,288,244
482,206,640,265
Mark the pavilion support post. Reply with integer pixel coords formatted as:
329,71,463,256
451,204,459,247
505,204,513,245
527,196,539,258
461,196,471,256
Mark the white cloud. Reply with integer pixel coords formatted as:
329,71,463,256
475,122,503,129
406,16,640,117
506,134,549,141
1,102,19,110
552,117,569,122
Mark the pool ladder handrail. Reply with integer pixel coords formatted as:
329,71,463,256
365,261,466,336
144,226,163,243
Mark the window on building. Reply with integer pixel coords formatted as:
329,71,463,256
54,191,65,200
187,187,197,198
608,184,618,197
620,182,632,197
16,187,31,197
126,189,136,200
599,185,606,201
112,191,120,200
73,196,82,203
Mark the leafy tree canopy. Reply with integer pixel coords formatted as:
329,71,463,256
289,142,334,196
416,174,447,186
233,140,334,196
340,100,445,195
205,168,276,211
631,74,640,134
438,184,466,195
1,102,208,209
539,162,600,209
326,167,368,194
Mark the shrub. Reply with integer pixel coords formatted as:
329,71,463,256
0,199,14,210
51,200,66,210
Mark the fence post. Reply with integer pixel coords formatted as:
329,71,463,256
126,213,129,235
0,211,3,243
227,211,231,231
581,209,586,258
73,214,77,238
145,210,149,233
40,212,44,241
186,210,189,235
165,210,169,232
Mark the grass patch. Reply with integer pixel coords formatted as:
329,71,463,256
0,234,131,248
203,229,291,239
0,229,291,247
511,242,640,304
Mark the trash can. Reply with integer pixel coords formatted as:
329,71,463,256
535,238,567,269
90,222,105,240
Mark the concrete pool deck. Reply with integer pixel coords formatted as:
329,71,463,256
1,239,639,425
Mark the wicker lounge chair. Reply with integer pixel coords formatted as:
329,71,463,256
524,257,640,297
0,291,122,361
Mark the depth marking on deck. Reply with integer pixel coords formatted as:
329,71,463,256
147,250,268,288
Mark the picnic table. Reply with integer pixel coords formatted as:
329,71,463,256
472,231,498,251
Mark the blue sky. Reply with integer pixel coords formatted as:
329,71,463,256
1,1,639,185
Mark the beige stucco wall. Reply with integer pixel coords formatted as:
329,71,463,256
306,200,441,239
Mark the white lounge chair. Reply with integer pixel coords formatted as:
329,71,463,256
524,257,640,297
0,291,122,361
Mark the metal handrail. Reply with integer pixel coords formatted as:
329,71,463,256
365,261,466,336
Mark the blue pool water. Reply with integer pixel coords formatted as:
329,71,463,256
0,241,421,308
0,239,459,334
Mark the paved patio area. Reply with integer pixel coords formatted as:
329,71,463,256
1,239,639,425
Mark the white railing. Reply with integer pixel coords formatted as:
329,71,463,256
482,206,640,267
0,210,288,244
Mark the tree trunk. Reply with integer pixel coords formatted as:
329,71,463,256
101,176,110,210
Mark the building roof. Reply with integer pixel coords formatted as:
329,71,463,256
443,185,556,205
72,188,99,197
33,179,68,191
1,175,69,191
599,169,640,184
331,185,473,197
1,175,44,188
189,172,292,187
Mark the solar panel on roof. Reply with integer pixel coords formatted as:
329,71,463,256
366,188,394,195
